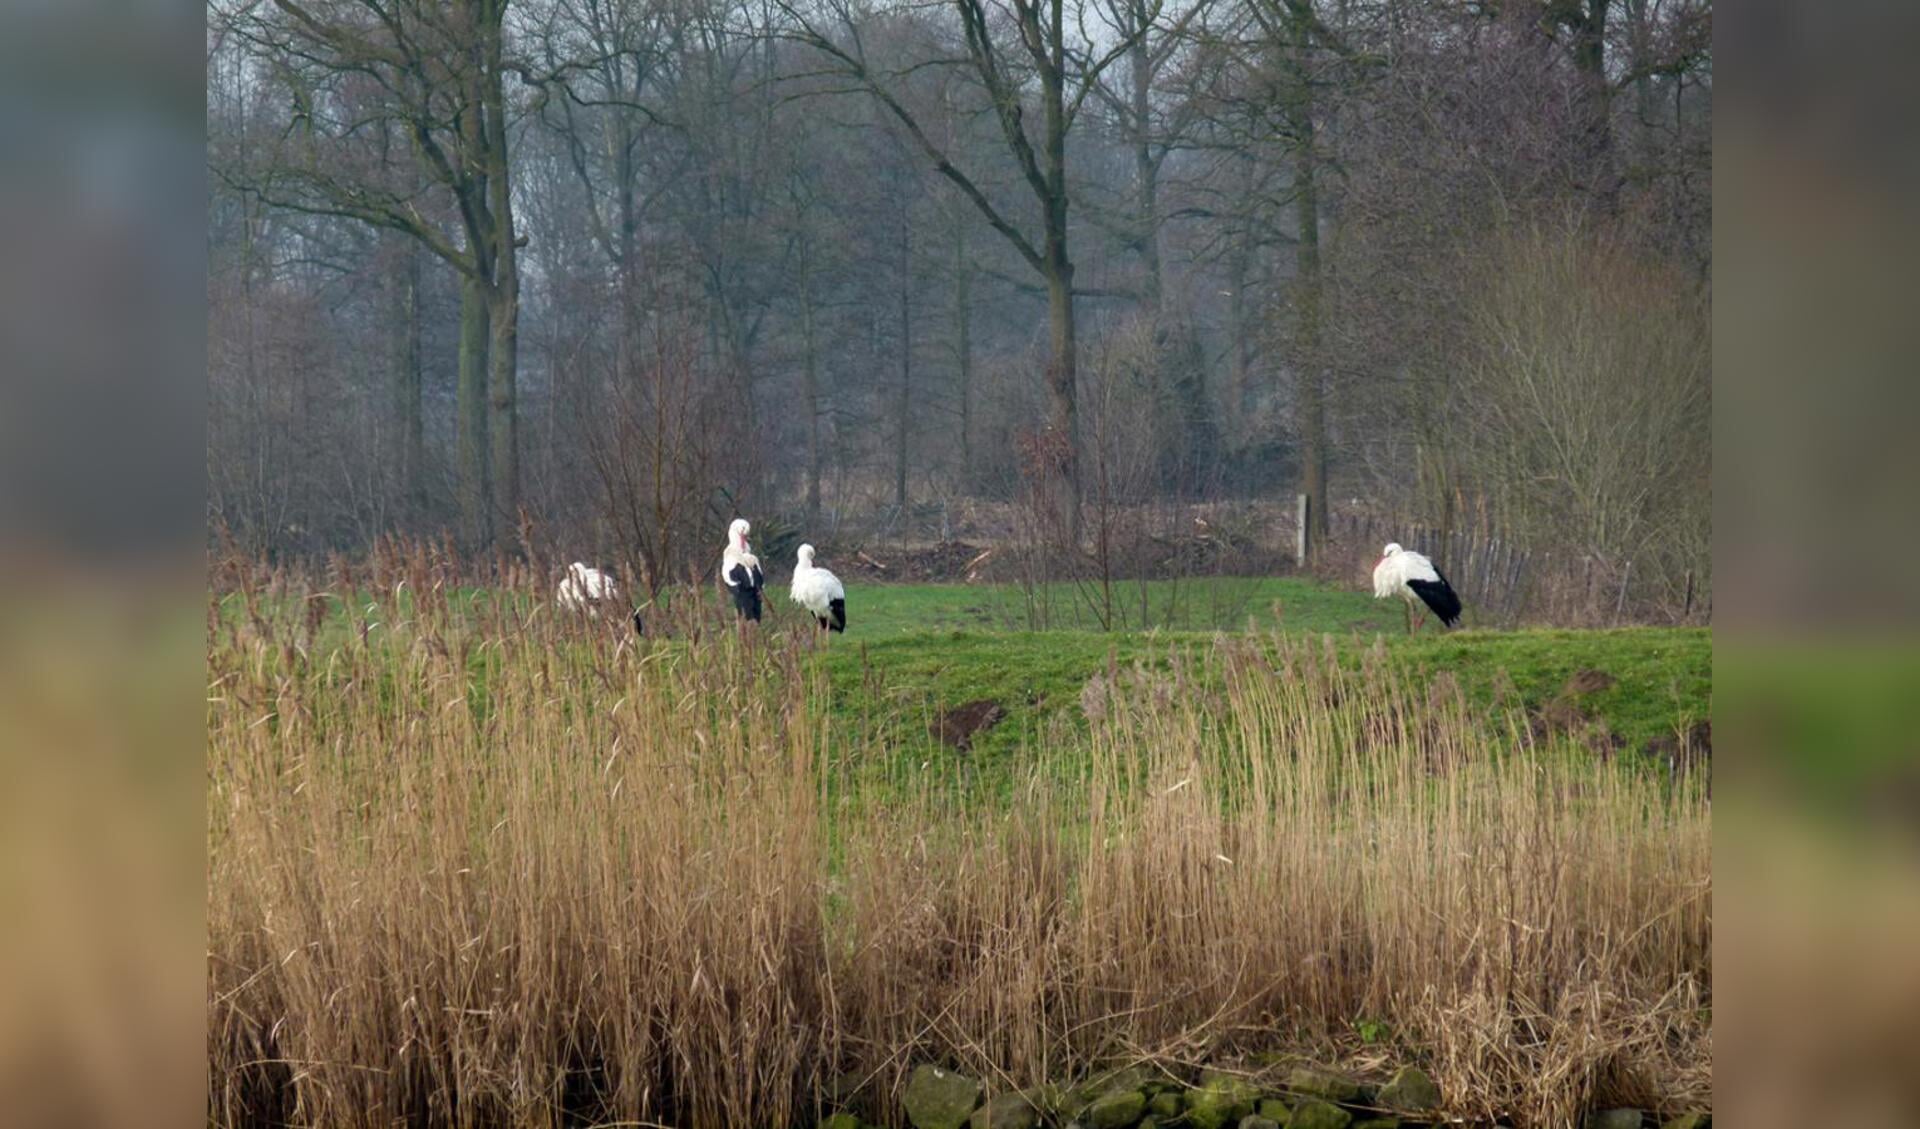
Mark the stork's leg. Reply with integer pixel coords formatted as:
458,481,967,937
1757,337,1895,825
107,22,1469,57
1403,600,1414,636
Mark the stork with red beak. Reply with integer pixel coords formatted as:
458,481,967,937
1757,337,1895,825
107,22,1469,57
720,518,766,624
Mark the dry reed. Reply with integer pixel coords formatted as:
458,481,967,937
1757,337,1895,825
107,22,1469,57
207,562,1710,1128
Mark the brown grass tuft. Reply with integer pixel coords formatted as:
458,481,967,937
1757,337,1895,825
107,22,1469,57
208,567,1709,1127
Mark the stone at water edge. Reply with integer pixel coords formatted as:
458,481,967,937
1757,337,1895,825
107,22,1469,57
1375,1066,1441,1112
1659,1113,1710,1129
1062,1066,1151,1120
1084,1065,1152,1096
1146,1090,1182,1119
1029,1083,1067,1118
904,1065,982,1129
1085,1090,1147,1129
1284,1067,1363,1103
969,1092,1039,1129
1256,1097,1293,1121
1585,1110,1645,1129
1182,1075,1259,1129
1288,1099,1356,1129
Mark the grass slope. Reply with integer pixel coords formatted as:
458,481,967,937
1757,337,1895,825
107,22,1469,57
844,576,1387,635
819,625,1710,766
219,576,1709,771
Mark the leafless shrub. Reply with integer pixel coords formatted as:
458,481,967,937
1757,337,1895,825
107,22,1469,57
573,318,760,596
1453,224,1710,620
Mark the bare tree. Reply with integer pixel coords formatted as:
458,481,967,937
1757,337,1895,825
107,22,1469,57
773,0,1183,536
215,0,524,550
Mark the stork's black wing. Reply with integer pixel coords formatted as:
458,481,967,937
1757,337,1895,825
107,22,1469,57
726,564,764,621
1407,569,1463,627
827,597,846,633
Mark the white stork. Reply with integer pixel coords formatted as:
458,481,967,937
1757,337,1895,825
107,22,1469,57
789,544,846,637
1372,542,1463,633
556,561,619,617
720,518,766,623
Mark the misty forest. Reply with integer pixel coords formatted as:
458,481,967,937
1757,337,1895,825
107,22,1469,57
207,0,1709,621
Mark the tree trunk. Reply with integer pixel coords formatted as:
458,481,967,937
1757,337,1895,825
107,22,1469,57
488,281,519,544
1225,244,1251,441
1044,258,1080,535
390,240,424,524
895,218,912,511
1041,0,1080,539
1291,31,1328,562
1130,27,1163,317
954,224,974,478
482,0,520,547
1570,0,1617,206
1626,0,1656,172
800,239,822,524
457,275,492,550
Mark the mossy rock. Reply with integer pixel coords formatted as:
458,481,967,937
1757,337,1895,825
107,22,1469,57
1086,1090,1148,1129
1284,1068,1362,1104
1375,1067,1440,1112
1288,1100,1354,1129
1147,1091,1183,1119
1182,1076,1258,1129
1659,1115,1709,1129
1585,1110,1644,1129
970,1092,1039,1129
1242,1117,1283,1129
904,1065,982,1129
819,1115,865,1129
1087,1066,1152,1096
1256,1098,1293,1121
1065,1066,1153,1118
1029,1083,1068,1116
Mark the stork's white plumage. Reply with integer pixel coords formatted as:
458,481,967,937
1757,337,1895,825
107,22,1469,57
556,561,618,616
1372,542,1463,632
720,518,766,621
789,544,846,634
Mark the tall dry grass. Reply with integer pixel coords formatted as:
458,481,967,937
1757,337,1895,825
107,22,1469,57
208,563,1710,1128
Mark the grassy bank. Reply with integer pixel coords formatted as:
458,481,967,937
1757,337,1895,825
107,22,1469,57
214,574,1710,769
207,576,1711,1128
819,625,1709,765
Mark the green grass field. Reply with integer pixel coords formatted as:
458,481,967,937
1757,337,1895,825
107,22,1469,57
818,624,1709,766
833,575,1384,634
218,574,1709,771
777,577,1709,766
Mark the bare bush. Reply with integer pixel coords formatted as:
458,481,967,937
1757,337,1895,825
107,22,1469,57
574,319,759,595
1453,224,1710,619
